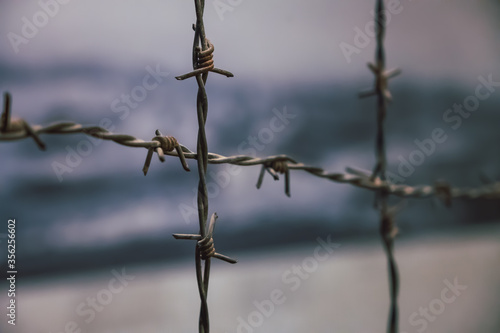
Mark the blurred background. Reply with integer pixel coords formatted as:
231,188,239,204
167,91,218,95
0,0,499,332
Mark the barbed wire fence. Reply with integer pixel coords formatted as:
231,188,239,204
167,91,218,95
1,0,499,332
360,1,400,332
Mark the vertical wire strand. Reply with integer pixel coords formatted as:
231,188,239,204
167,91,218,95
373,1,399,332
374,0,387,183
193,1,211,332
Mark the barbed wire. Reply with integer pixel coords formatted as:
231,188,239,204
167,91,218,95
2,116,499,201
1,1,499,332
170,1,236,332
359,0,400,331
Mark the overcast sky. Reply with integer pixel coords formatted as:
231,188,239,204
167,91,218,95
1,0,500,83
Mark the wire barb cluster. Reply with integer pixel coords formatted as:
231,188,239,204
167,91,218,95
256,159,291,197
143,130,190,175
173,213,237,264
176,39,233,81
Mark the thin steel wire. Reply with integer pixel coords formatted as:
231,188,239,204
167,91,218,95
1,92,46,150
359,1,400,331
1,3,499,332
171,1,236,332
2,120,500,201
193,2,213,331
375,1,399,331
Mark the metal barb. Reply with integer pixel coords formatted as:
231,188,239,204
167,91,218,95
143,131,190,175
434,180,452,207
1,92,11,133
176,39,234,81
172,212,237,264
255,160,291,197
2,120,500,200
1,92,46,150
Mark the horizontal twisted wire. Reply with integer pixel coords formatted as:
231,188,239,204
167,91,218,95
0,122,161,148
1,121,500,200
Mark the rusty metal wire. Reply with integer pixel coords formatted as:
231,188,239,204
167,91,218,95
143,130,190,175
2,116,500,201
359,1,401,331
171,1,236,332
1,2,499,332
256,160,291,197
1,92,46,150
173,212,237,264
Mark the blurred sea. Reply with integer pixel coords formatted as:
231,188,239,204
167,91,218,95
0,62,499,276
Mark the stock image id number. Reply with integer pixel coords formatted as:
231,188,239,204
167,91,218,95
7,219,16,269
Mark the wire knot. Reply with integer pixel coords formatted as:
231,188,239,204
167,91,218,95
256,159,291,197
175,39,234,80
359,64,401,102
153,135,178,153
1,92,46,150
381,201,405,240
173,213,237,264
435,180,452,207
271,160,288,174
381,211,398,240
198,233,215,260
1,117,24,133
195,42,215,73
142,130,190,175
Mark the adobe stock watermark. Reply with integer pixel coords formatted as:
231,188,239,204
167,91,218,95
51,64,170,182
402,277,467,333
7,0,72,54
212,0,245,21
178,106,297,224
232,235,340,333
388,74,500,184
339,0,406,64
49,267,135,333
